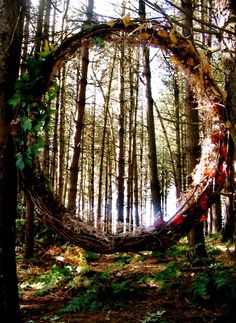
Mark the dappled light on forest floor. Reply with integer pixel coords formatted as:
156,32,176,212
18,238,236,323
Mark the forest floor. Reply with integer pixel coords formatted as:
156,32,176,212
18,235,236,323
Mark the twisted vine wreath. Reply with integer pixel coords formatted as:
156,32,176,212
11,19,230,253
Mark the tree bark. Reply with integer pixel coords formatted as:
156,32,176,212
219,0,236,243
117,42,126,223
174,73,182,198
58,68,66,201
181,0,207,259
0,1,25,321
68,0,94,211
140,0,162,218
97,51,117,226
24,195,35,259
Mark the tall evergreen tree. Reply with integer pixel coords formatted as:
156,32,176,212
68,0,94,211
140,0,162,219
0,1,25,321
181,0,207,259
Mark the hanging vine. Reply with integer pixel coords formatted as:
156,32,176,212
9,50,58,170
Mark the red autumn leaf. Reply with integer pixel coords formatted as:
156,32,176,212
171,214,184,226
219,161,227,175
211,134,219,144
200,215,207,222
216,174,225,186
221,144,228,159
198,193,208,210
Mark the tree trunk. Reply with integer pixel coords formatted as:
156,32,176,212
0,1,25,321
117,43,126,223
24,195,35,259
97,51,117,226
50,89,59,187
140,0,161,218
89,98,96,225
133,66,140,227
181,0,207,259
58,68,66,201
219,0,236,243
34,0,46,52
209,197,222,234
68,0,93,211
174,73,182,198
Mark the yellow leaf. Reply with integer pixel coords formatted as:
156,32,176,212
170,55,182,66
211,85,222,97
122,12,132,27
226,121,232,129
107,20,116,28
44,39,50,53
169,30,178,44
222,91,227,100
137,32,149,40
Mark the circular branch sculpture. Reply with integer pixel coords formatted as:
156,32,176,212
22,19,228,253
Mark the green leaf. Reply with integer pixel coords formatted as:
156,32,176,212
8,91,21,108
16,152,23,159
82,23,92,31
45,83,59,101
36,137,44,147
16,157,25,170
22,72,30,81
22,117,32,131
24,156,33,167
27,140,44,158
16,152,25,170
92,36,104,47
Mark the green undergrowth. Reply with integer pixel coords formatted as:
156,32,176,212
18,238,236,322
191,262,236,302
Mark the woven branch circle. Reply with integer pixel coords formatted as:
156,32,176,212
23,20,228,252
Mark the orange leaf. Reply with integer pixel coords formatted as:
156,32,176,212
122,13,132,27
137,32,149,40
187,57,195,66
157,29,169,38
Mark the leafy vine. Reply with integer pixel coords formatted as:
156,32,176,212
9,51,58,170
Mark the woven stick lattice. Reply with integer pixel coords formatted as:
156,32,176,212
23,19,228,253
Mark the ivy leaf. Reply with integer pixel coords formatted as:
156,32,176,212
92,36,104,48
27,140,44,158
21,117,32,131
24,155,33,167
22,72,30,81
16,159,25,170
8,91,21,108
15,152,25,170
45,83,58,101
82,23,92,31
